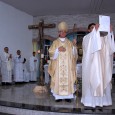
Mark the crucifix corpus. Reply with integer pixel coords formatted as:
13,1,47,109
28,20,56,87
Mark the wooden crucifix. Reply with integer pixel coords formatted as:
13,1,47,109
28,20,56,85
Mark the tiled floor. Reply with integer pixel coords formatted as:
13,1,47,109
0,82,115,114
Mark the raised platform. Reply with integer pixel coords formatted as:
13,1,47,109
0,82,115,115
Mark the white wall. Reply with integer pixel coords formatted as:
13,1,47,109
0,1,33,60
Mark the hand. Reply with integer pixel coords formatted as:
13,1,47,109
95,24,100,31
23,58,26,63
72,38,77,46
34,60,37,62
9,54,12,59
58,46,66,52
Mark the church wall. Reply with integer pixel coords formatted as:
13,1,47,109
33,13,115,38
0,1,33,60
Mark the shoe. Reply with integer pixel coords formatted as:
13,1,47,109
92,108,96,112
98,107,103,112
84,107,95,112
98,108,103,112
65,99,71,103
55,99,62,102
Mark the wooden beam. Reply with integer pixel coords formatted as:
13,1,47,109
28,23,56,29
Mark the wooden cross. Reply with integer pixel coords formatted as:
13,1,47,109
28,20,56,85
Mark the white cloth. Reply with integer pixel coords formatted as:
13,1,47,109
14,55,24,82
51,90,74,100
44,64,49,84
1,52,13,83
51,37,77,100
23,63,30,82
29,56,38,81
81,28,115,107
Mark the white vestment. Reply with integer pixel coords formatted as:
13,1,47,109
1,52,13,83
81,28,115,107
51,38,77,100
14,55,24,82
29,56,38,81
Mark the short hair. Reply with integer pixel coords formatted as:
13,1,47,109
17,50,21,53
4,47,8,49
88,23,95,30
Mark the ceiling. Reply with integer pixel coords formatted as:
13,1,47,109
0,0,115,16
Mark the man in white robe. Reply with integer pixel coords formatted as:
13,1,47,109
81,23,115,107
48,22,78,102
14,50,26,82
1,47,13,84
29,52,38,81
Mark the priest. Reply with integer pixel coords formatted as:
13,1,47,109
1,47,13,84
48,21,78,102
81,23,115,107
29,52,38,81
14,50,26,83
